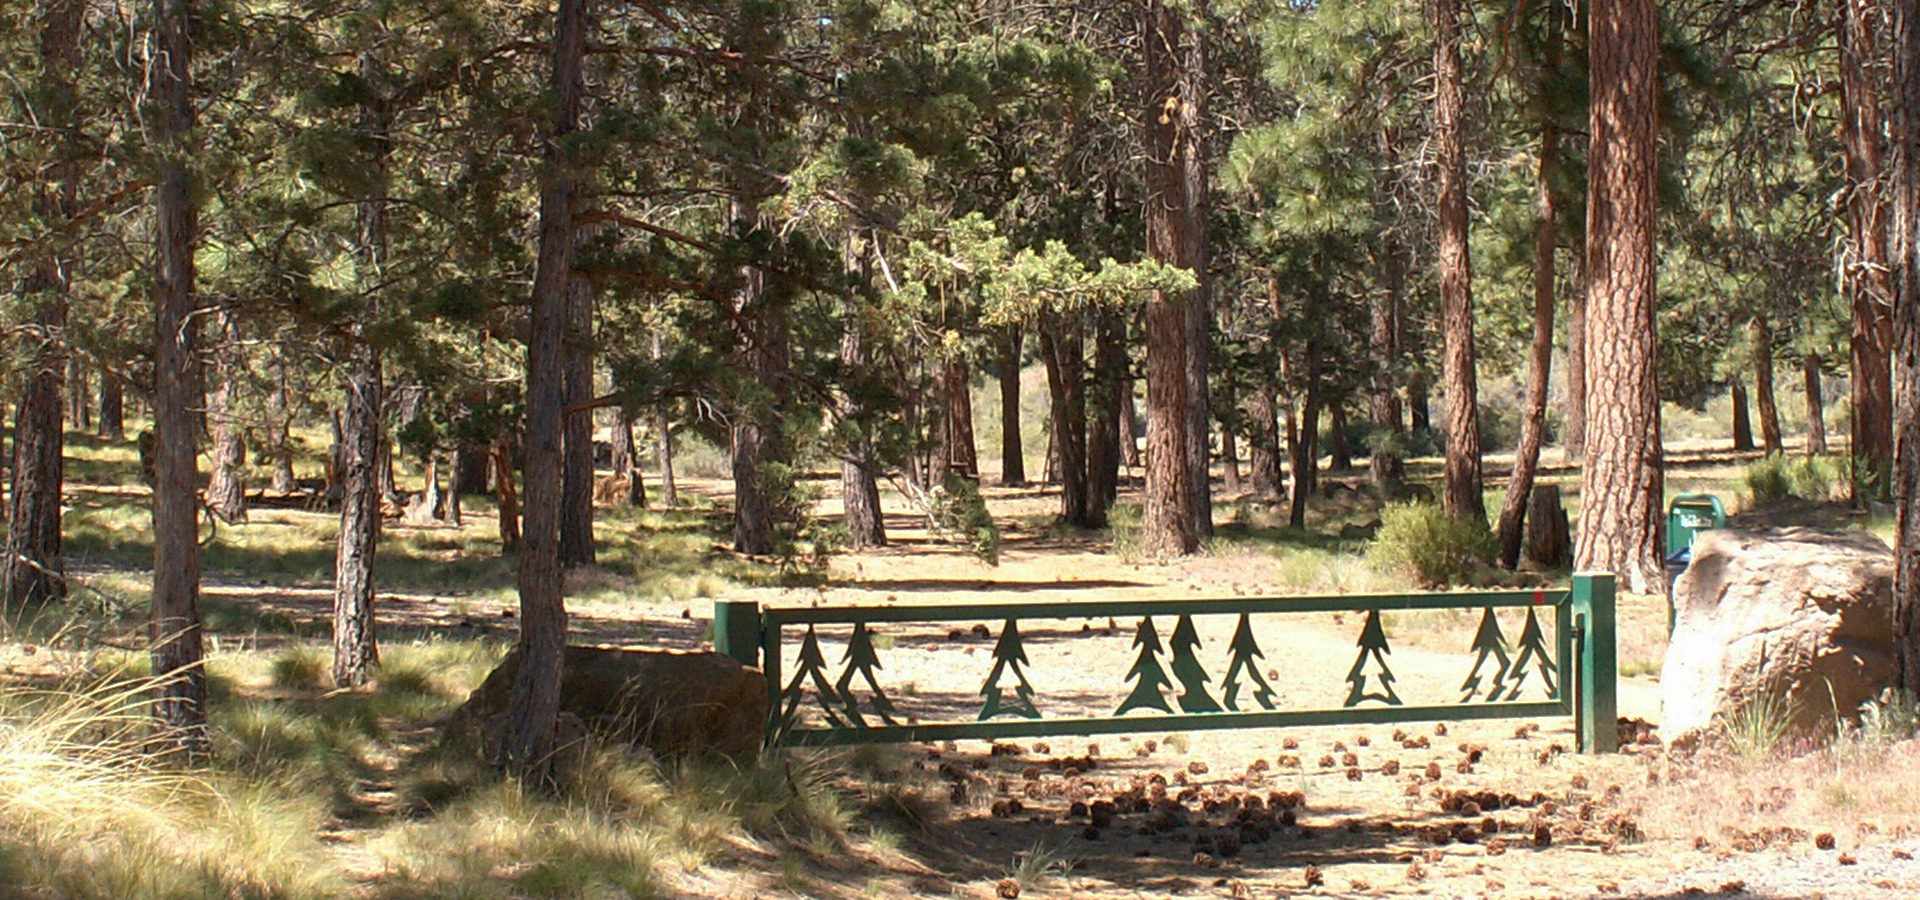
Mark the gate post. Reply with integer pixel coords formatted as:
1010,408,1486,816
1572,572,1617,752
713,600,763,668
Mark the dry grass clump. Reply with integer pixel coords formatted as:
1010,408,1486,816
0,674,346,900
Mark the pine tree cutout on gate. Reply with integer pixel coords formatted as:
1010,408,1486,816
979,619,1041,720
1344,609,1402,706
1116,617,1174,715
1222,613,1277,711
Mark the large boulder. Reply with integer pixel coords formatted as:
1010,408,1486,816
455,645,767,763
1661,526,1897,745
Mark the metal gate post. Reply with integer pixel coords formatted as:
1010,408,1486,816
712,600,763,668
1572,572,1617,753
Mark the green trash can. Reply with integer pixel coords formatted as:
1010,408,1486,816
1663,493,1725,630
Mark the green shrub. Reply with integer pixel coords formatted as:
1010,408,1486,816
1366,502,1496,588
930,474,1000,566
1744,453,1850,506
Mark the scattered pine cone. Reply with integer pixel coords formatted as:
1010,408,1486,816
1342,752,1359,767
1346,767,1364,782
1426,762,1443,781
1282,736,1299,750
1486,838,1508,856
1816,832,1836,850
1434,723,1448,736
1381,759,1401,776
1303,865,1324,887
1838,853,1858,866
1318,755,1337,769
1405,860,1428,881
1189,760,1209,775
996,877,1020,899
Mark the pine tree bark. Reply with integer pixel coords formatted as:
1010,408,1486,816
558,258,595,567
67,360,88,433
1730,380,1755,452
505,0,583,783
1434,0,1485,525
609,407,642,508
1328,403,1353,472
999,325,1026,485
1575,0,1665,593
1040,314,1092,527
99,370,124,442
1143,0,1198,556
205,311,247,523
493,437,521,553
1754,316,1783,454
5,0,81,610
1181,3,1214,540
840,293,885,549
1497,93,1561,571
1842,0,1894,499
1368,247,1406,488
1121,386,1142,469
945,359,979,478
1888,0,1920,698
1249,384,1281,498
1088,311,1125,511
1409,374,1432,434
1219,398,1241,493
1805,352,1829,455
333,52,387,689
1288,341,1323,529
1565,255,1588,462
149,0,206,756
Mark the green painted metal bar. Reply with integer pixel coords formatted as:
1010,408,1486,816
775,701,1570,747
760,621,785,745
712,600,762,668
761,589,1568,627
1572,572,1618,752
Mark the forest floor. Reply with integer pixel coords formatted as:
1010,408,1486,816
2,435,1915,900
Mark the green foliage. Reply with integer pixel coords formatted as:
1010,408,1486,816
929,473,1000,566
1367,502,1497,589
1743,453,1848,506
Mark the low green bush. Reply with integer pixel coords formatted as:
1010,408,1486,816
1366,501,1496,588
1744,452,1849,506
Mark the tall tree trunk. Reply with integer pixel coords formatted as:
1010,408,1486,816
1409,373,1432,434
729,195,789,555
1887,0,1920,698
67,360,88,432
1182,0,1215,541
5,0,81,610
999,325,1026,485
333,52,388,689
1730,380,1755,452
558,257,595,567
1040,314,1092,527
493,437,521,553
149,0,206,756
1843,0,1895,500
443,449,466,525
1805,353,1829,455
99,370,124,441
1575,0,1665,593
1328,403,1353,472
1288,342,1323,529
1143,0,1198,556
204,311,247,523
1219,396,1242,493
609,407,642,508
1754,317,1783,454
1496,92,1561,571
1249,384,1280,498
1121,386,1142,468
1088,311,1125,511
1434,0,1485,525
945,359,979,478
505,0,583,783
266,354,297,494
1368,245,1406,488
650,332,677,508
840,290,885,549
1565,254,1588,462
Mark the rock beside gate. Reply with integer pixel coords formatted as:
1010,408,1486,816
454,645,767,763
1660,526,1897,746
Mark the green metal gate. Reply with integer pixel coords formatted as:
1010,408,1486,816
714,572,1618,753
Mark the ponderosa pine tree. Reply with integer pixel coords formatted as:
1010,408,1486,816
1575,0,1664,592
1142,0,1199,557
505,0,585,781
1432,0,1484,526
1841,0,1894,500
1891,0,1920,696
5,0,82,609
149,0,208,756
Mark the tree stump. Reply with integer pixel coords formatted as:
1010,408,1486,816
1523,484,1572,569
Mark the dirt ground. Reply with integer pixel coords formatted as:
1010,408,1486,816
645,472,1918,900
